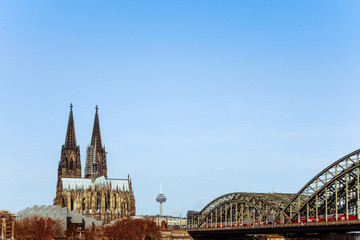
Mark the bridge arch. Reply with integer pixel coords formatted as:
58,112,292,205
284,148,360,222
195,192,296,228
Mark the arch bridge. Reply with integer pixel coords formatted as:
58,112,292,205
190,148,360,229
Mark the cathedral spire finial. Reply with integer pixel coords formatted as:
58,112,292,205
65,104,77,149
91,105,102,148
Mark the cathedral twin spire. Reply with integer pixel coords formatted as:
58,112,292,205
60,104,107,180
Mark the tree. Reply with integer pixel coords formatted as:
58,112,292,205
45,218,54,240
35,217,46,240
103,218,160,240
53,219,66,240
14,215,65,240
83,226,102,240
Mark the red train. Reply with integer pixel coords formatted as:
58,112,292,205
204,220,271,228
203,214,358,228
293,214,357,223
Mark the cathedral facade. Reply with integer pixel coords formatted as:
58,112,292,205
54,105,136,223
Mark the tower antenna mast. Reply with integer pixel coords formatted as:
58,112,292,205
156,177,167,217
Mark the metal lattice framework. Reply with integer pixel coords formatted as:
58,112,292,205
193,148,360,228
196,192,296,228
284,148,360,222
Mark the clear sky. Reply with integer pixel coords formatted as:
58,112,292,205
1,1,360,217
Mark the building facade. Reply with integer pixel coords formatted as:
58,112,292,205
0,210,15,240
54,105,135,223
135,215,188,229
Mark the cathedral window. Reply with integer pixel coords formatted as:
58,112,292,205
71,197,74,211
70,160,74,170
97,194,101,210
105,196,108,210
82,198,85,213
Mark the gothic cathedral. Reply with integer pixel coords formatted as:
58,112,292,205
54,105,136,223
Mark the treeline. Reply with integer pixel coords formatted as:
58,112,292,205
14,216,63,240
14,216,160,240
103,218,160,240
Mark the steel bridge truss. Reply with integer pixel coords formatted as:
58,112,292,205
194,149,360,228
196,192,296,228
284,149,360,222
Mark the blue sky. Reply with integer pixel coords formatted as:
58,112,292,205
1,1,360,217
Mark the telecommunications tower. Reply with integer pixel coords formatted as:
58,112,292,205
156,177,167,216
